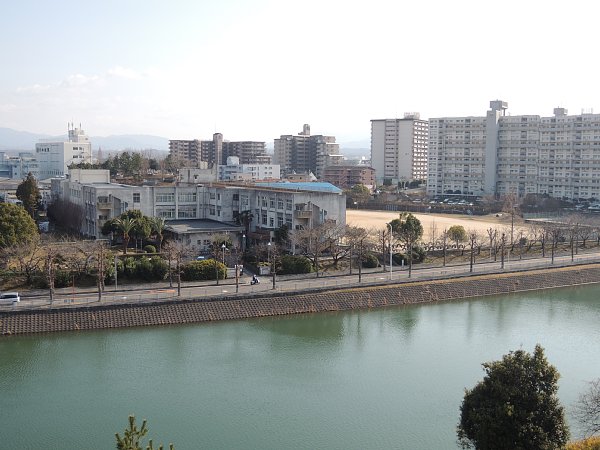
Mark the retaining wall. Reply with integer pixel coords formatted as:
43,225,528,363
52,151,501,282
2,264,600,336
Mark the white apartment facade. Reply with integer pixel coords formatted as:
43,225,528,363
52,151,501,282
51,170,346,248
218,156,281,181
35,124,92,179
370,113,429,186
427,101,600,201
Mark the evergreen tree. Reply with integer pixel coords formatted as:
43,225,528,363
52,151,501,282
0,202,39,248
458,345,569,450
16,172,41,218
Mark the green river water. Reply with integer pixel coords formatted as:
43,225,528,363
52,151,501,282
1,284,599,449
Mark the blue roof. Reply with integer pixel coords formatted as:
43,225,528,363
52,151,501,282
256,181,343,194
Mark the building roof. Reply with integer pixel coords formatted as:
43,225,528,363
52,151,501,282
255,181,343,194
165,219,243,235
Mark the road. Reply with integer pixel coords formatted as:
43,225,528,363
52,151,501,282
4,250,600,311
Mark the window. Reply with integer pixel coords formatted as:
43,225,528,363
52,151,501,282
156,193,175,203
133,193,140,203
269,217,274,227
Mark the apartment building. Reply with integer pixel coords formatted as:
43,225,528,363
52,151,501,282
274,124,341,178
218,156,280,181
168,139,201,166
321,165,375,190
35,123,92,179
51,169,346,248
170,133,268,167
427,101,600,201
370,114,429,185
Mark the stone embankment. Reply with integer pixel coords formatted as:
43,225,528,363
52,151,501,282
2,264,600,336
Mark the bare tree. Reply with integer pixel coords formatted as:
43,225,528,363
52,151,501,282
345,226,372,282
440,228,449,267
467,229,479,273
574,378,600,437
321,222,350,270
487,227,498,261
291,223,331,277
163,240,190,296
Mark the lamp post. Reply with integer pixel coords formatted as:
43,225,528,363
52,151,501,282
387,223,393,280
221,243,226,265
242,233,246,251
267,242,275,290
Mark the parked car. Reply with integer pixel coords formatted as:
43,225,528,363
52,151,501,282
0,292,20,304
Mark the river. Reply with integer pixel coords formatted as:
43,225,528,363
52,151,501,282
1,285,599,449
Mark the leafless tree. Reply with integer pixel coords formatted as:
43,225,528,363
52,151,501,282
487,227,498,261
574,378,600,438
291,223,332,277
163,240,190,296
467,229,479,273
345,226,372,282
321,222,350,270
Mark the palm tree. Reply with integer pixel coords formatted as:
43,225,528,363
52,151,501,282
114,217,137,254
149,217,166,253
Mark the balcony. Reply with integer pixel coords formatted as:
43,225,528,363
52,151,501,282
294,210,313,219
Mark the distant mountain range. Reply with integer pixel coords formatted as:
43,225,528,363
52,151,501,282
0,127,370,158
0,127,169,152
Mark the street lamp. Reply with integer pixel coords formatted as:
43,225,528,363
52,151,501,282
267,241,275,289
387,223,393,280
221,243,226,265
242,233,246,251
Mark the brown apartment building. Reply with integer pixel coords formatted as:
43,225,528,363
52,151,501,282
321,165,375,190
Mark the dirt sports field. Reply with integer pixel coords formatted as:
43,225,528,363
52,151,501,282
346,209,526,240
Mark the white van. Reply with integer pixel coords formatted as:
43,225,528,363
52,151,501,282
0,292,20,304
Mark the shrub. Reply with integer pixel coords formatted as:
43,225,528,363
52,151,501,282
361,252,379,268
136,257,154,281
393,246,426,265
280,255,313,274
181,259,226,281
150,256,169,281
54,270,73,288
143,245,156,254
567,437,600,450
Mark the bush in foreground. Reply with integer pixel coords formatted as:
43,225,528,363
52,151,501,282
458,344,569,449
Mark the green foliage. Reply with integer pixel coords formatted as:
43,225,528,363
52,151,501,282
279,255,313,274
458,344,569,450
361,252,379,268
15,172,41,217
181,259,226,281
54,270,73,288
448,225,467,245
274,225,289,245
115,415,174,450
392,246,426,265
115,256,167,282
144,245,156,254
0,203,39,248
390,213,423,243
149,256,169,281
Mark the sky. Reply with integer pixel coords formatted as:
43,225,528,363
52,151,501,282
1,0,599,144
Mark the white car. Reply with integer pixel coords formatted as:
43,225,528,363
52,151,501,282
0,292,20,304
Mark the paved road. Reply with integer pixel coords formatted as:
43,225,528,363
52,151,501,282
4,251,600,311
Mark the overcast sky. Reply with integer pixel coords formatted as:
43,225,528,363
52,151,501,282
1,0,598,143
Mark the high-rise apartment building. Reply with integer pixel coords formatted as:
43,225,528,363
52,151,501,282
427,101,600,201
370,114,429,186
35,123,92,179
170,133,267,167
169,139,201,166
274,124,340,178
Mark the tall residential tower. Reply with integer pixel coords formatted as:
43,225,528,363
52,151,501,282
370,114,429,186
